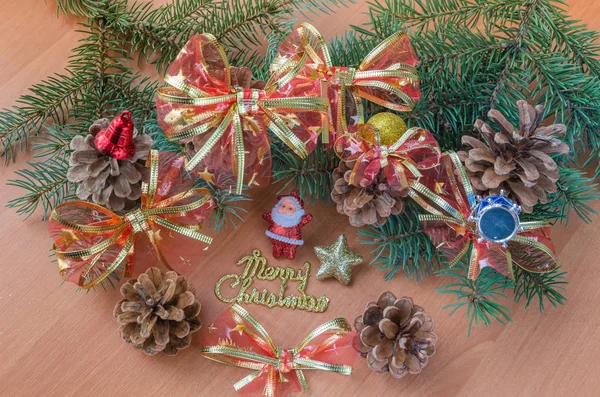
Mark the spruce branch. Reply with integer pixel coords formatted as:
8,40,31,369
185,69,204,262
437,266,513,337
271,142,339,204
197,180,251,232
358,202,442,280
513,266,567,312
543,166,600,224
0,73,92,162
7,157,73,220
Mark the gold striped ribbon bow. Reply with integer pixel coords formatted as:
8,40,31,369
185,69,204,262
48,150,214,289
408,151,558,279
201,304,357,397
156,34,329,195
274,22,421,135
334,123,441,191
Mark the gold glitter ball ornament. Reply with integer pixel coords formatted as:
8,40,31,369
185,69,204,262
314,234,364,285
365,112,408,146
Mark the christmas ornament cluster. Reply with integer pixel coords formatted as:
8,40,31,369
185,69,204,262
37,18,575,397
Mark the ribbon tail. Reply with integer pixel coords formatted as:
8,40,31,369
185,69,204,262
263,107,309,158
153,217,213,244
467,245,481,280
233,371,263,393
264,367,277,397
185,106,235,171
295,369,308,391
232,110,246,195
505,248,515,280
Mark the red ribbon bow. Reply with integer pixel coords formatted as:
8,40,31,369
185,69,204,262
334,124,441,191
275,23,421,136
201,304,357,397
409,152,558,279
156,34,329,195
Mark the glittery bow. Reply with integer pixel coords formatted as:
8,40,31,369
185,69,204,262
275,23,420,136
48,150,214,289
334,123,440,191
156,34,329,195
409,152,558,279
201,304,356,397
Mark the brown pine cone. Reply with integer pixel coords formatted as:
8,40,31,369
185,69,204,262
355,291,437,379
186,67,266,158
67,119,153,211
113,268,202,356
331,160,406,227
458,100,570,213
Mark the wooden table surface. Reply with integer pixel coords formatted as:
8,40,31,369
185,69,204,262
2,1,600,396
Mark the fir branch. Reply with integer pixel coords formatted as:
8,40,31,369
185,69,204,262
107,0,213,71
358,202,442,280
53,0,110,17
438,266,513,337
0,73,92,162
7,157,73,220
513,266,567,311
542,166,600,224
271,143,338,204
31,126,75,159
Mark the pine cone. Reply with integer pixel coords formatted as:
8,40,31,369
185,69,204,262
186,67,266,157
458,100,570,213
67,118,153,211
355,291,437,379
331,160,406,227
113,267,202,356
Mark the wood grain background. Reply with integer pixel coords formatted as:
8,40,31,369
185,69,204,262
1,1,600,396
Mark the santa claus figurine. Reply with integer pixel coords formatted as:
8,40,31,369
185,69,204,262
263,189,313,260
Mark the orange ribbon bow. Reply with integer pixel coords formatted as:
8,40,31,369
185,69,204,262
201,304,357,397
275,23,421,136
48,150,214,289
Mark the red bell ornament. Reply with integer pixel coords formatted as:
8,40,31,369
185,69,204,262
93,110,136,160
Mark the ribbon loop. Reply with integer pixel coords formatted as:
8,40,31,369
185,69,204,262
156,34,328,195
48,150,215,289
275,23,421,138
201,304,357,397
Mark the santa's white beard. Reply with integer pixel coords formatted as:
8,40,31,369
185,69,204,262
271,206,305,228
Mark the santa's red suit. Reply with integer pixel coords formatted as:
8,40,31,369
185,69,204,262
263,190,312,260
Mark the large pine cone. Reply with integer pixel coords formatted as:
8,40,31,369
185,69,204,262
355,291,437,379
67,119,153,211
113,268,202,356
186,67,266,158
331,160,406,227
458,100,569,213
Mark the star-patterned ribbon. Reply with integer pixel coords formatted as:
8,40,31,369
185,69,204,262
48,150,214,289
334,123,440,191
408,151,558,279
274,22,420,137
201,304,356,397
156,34,329,195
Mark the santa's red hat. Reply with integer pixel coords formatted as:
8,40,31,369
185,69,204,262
276,189,305,209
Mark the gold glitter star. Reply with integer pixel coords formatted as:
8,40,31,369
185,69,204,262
314,234,363,285
208,324,217,333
